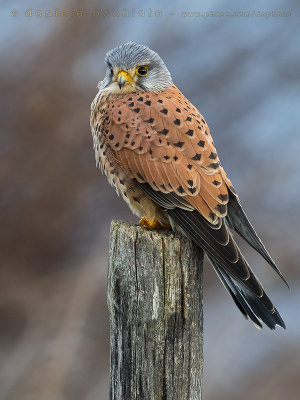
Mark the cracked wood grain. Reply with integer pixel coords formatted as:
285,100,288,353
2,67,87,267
108,220,203,400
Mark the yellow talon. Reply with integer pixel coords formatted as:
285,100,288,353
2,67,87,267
139,216,165,230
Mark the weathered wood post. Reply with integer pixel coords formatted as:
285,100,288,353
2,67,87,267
107,220,203,400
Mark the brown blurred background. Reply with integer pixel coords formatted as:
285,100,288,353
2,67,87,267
1,0,300,399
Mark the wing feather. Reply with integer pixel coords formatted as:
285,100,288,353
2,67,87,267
98,85,287,329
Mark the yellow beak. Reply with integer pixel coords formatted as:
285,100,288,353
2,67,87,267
117,70,133,89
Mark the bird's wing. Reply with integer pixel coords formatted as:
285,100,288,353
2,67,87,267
135,183,285,329
226,192,289,287
102,85,286,329
103,85,234,223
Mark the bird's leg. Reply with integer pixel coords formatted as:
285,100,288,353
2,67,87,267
139,216,166,230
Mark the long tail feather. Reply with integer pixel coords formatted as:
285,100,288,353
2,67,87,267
137,181,286,329
167,208,286,329
227,192,289,288
208,256,285,329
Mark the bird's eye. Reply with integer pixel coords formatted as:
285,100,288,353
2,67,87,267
136,66,148,76
110,68,114,75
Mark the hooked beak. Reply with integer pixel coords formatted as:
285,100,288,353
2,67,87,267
117,71,132,89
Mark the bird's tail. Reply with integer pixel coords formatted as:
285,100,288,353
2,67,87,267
226,192,289,288
136,181,287,330
167,207,286,330
208,256,286,329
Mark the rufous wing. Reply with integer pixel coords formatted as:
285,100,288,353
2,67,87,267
102,85,234,223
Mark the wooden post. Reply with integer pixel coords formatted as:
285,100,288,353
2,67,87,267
107,220,203,400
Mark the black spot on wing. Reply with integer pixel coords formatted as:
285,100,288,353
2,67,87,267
209,162,220,169
218,194,229,202
215,204,227,215
192,154,201,161
158,128,169,135
145,118,154,124
213,180,221,187
177,186,185,194
185,129,194,136
209,152,218,160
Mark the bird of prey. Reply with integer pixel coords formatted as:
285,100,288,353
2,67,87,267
90,42,287,329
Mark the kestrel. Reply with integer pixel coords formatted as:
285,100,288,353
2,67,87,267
90,42,287,329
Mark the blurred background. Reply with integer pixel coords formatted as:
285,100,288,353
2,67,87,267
1,0,299,399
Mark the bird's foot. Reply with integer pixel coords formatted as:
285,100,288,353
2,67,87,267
139,216,165,230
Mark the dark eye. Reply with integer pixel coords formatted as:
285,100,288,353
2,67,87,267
136,66,148,76
107,63,113,75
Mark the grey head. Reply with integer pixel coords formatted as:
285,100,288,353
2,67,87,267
98,42,173,94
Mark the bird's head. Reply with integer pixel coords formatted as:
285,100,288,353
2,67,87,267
98,42,172,94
